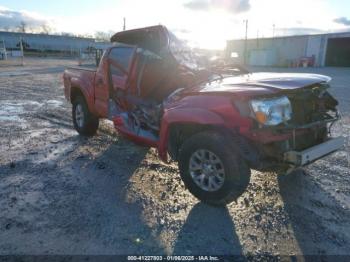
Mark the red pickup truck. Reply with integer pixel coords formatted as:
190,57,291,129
63,25,343,205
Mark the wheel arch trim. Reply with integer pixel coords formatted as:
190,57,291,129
70,81,96,115
158,108,225,161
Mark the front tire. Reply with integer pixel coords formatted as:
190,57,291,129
72,96,99,136
178,131,251,206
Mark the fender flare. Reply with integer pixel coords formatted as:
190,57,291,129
70,77,96,114
158,108,225,161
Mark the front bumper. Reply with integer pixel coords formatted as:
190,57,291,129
283,137,344,166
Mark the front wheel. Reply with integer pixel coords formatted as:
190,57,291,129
72,96,99,136
178,131,251,206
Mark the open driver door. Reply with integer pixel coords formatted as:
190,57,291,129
106,44,137,119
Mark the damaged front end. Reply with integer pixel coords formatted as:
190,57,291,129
249,83,343,168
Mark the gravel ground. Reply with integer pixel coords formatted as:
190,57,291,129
0,58,349,256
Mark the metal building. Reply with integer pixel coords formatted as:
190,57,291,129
226,32,350,67
0,31,110,54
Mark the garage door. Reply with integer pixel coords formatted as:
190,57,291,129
325,37,350,67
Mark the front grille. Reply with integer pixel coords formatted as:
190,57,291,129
287,86,338,126
289,95,316,125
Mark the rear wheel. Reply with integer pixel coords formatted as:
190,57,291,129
178,131,251,206
72,96,99,136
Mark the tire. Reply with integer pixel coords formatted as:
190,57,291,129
72,96,99,136
178,131,251,206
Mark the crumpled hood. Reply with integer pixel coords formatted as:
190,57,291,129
197,72,331,97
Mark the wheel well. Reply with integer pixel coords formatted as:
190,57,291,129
168,123,262,167
168,123,217,160
70,86,84,103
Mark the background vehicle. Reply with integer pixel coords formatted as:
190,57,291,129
63,25,343,206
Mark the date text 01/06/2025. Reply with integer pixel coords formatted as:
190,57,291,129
127,255,220,261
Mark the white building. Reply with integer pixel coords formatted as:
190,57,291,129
226,32,350,67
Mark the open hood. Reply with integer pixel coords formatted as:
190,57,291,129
196,72,331,97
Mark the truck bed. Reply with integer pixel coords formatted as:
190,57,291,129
63,66,97,102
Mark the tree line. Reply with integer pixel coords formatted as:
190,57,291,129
0,21,115,41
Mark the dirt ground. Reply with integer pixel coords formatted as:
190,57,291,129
0,57,349,256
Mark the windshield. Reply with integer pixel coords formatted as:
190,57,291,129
168,31,201,71
167,29,249,87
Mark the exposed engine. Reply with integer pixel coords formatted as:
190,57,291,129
287,84,339,126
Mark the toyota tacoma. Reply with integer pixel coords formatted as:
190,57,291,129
63,25,343,205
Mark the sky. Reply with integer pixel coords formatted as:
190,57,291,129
0,0,350,49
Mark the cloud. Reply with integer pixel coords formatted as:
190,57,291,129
333,17,350,26
184,0,210,10
184,0,250,14
0,6,51,32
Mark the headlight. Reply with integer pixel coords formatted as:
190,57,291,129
250,96,292,126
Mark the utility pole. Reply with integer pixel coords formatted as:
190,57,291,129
123,17,126,31
243,19,248,65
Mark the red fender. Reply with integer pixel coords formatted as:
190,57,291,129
69,77,97,115
158,108,225,161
